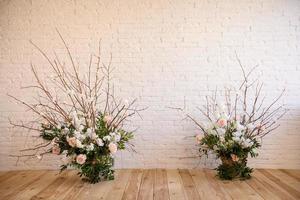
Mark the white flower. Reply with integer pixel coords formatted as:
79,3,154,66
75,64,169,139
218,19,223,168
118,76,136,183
103,135,111,141
216,128,225,136
114,134,121,142
73,118,80,129
207,129,217,135
62,127,69,135
108,143,118,154
86,143,94,151
252,148,258,154
96,138,104,146
110,132,116,137
233,131,243,138
74,130,85,141
86,128,97,139
109,132,121,142
233,136,241,143
220,135,225,143
236,123,245,131
244,138,253,148
74,130,80,137
86,128,92,135
76,139,84,148
56,124,62,129
78,125,84,132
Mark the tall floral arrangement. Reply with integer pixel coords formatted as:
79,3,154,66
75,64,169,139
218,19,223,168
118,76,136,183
9,31,144,183
177,57,286,180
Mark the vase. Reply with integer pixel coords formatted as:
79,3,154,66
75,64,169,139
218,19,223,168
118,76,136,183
79,155,115,184
217,155,252,180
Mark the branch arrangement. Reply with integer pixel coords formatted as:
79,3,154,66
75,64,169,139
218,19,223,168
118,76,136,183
175,55,287,180
9,30,144,183
185,57,286,140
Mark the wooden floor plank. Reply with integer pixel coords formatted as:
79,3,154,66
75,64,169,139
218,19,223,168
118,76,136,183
190,169,229,200
122,169,143,200
280,169,300,182
259,169,300,199
254,170,298,200
30,170,71,200
137,169,155,200
166,169,186,200
178,169,201,200
16,171,62,200
246,176,282,200
271,169,300,191
48,171,82,200
5,171,58,200
105,169,132,200
154,169,169,200
0,170,46,199
0,169,299,200
62,181,86,200
203,169,235,200
0,170,22,183
230,180,264,200
76,170,121,199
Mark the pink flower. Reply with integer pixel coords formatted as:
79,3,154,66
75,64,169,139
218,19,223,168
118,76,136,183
108,143,118,154
103,114,113,125
52,145,61,155
195,134,203,144
76,154,87,165
67,137,77,147
231,154,239,162
217,118,227,127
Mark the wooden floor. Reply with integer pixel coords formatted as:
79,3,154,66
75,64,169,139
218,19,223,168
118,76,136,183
0,169,299,200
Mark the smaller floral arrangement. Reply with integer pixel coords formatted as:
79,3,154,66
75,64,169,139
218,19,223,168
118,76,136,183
196,112,261,180
180,58,286,180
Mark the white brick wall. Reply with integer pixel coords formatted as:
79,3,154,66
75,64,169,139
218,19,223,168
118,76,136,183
0,0,300,170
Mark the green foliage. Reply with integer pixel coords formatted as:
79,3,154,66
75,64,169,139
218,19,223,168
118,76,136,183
41,112,134,183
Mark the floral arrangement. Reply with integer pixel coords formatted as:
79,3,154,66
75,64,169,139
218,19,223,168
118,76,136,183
9,31,143,183
195,111,261,180
180,57,286,180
